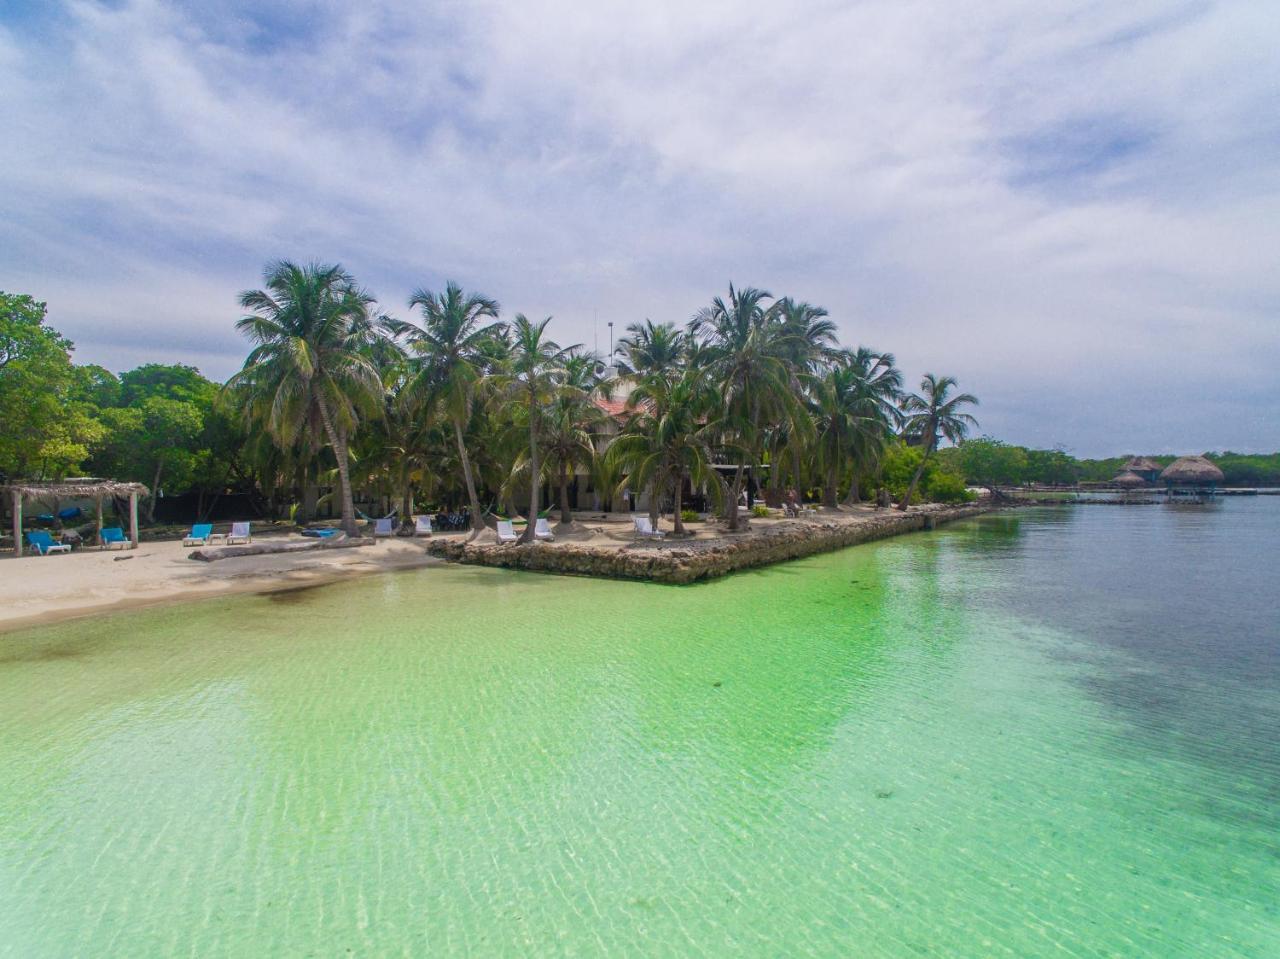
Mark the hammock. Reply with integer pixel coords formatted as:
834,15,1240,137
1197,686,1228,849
355,506,399,522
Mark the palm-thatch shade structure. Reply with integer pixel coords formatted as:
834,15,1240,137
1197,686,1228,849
2,479,149,557
1122,456,1163,483
1112,470,1147,488
1159,455,1224,491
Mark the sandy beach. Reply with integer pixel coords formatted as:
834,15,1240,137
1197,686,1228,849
0,505,978,632
0,531,452,634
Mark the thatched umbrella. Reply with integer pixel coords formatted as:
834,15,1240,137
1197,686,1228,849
1113,470,1146,488
3,479,149,557
1124,456,1162,473
1159,455,1224,487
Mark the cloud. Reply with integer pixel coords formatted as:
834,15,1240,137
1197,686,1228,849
1,0,1277,455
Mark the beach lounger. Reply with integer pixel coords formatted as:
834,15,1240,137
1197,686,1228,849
301,527,341,539
226,521,252,545
633,516,665,540
373,517,394,538
414,515,433,536
534,517,555,541
496,520,519,544
100,527,130,550
27,530,72,555
183,523,213,546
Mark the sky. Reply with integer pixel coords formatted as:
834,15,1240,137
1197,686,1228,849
2,0,1278,457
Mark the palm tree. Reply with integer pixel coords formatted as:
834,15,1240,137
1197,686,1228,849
609,370,723,536
393,282,503,540
774,298,839,373
499,315,576,542
615,319,687,522
538,350,606,525
694,285,808,530
809,350,901,508
897,373,979,510
228,261,384,536
615,319,687,384
839,347,902,505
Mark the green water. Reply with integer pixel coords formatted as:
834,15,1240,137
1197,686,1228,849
1,503,1277,956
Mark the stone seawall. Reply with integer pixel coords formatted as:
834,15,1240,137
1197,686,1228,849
426,504,990,584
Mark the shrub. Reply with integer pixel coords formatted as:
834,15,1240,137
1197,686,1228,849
751,504,770,518
680,509,700,523
924,471,974,504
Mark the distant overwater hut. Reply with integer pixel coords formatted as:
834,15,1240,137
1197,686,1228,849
1122,456,1163,484
1160,455,1224,504
1111,469,1150,502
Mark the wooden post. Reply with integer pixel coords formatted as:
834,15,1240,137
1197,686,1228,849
95,496,104,548
129,492,139,549
11,491,21,559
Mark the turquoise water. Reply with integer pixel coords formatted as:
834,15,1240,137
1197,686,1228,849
1,502,1277,956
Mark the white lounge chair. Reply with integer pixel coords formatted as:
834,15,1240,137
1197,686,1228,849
226,521,252,545
496,520,519,544
373,517,394,538
534,517,555,541
414,515,433,536
634,516,665,540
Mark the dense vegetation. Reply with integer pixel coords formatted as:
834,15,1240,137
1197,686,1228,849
2,276,982,537
6,276,1274,535
938,438,1280,490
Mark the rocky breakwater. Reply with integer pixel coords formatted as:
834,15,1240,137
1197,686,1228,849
425,503,990,584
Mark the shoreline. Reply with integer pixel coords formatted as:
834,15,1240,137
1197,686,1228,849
0,504,992,633
0,537,445,635
427,503,992,584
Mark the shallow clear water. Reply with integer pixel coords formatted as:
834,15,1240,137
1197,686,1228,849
1,502,1277,957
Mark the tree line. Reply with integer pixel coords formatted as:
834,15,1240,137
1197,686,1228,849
8,277,1275,542
3,272,982,539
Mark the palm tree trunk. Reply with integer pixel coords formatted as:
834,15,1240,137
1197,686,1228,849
401,481,413,528
145,460,163,523
558,462,571,524
898,450,932,511
521,397,540,543
726,463,744,531
672,471,685,535
843,467,862,506
316,394,359,535
453,414,486,540
823,464,839,508
648,479,659,527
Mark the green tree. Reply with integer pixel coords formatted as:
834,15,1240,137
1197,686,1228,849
958,437,1028,496
539,351,605,525
228,261,385,536
497,315,575,542
810,351,900,508
609,370,723,535
0,292,96,480
694,285,807,530
897,374,979,510
393,282,504,540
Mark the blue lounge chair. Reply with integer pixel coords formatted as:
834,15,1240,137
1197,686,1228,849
27,530,71,555
301,527,341,538
183,523,214,546
100,527,130,550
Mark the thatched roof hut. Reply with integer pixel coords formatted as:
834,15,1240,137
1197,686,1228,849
1124,456,1162,473
1112,470,1146,488
1159,455,1224,487
3,479,149,557
1,479,149,499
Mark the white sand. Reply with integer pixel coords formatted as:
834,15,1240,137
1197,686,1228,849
0,505,934,632
0,532,455,633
